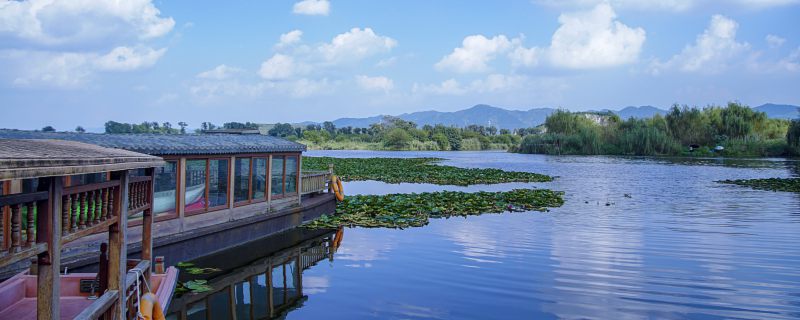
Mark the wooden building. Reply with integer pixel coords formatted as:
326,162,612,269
0,130,336,278
0,139,178,319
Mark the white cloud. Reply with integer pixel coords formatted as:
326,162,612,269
318,28,397,64
414,74,530,95
653,15,749,74
435,35,514,73
258,54,309,80
376,57,397,68
355,75,394,92
8,50,93,88
413,79,466,95
196,64,244,80
94,46,166,71
278,30,303,47
766,34,786,48
0,0,175,47
292,0,330,16
776,47,800,72
535,0,799,11
547,3,646,69
508,45,540,68
6,45,165,87
0,0,172,88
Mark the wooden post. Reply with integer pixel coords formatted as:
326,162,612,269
297,156,303,206
37,177,61,320
108,170,130,319
266,155,272,212
142,167,155,282
178,158,186,233
228,156,236,222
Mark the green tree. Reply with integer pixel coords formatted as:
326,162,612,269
41,126,55,132
432,133,450,151
75,126,86,133
384,128,412,150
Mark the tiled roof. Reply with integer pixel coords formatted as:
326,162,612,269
0,130,306,156
0,139,164,180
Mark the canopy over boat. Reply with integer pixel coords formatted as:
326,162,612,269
0,139,171,320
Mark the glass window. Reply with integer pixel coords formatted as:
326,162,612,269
70,173,106,186
271,265,285,308
153,161,178,215
251,273,268,319
286,260,298,299
208,289,231,319
252,158,267,200
234,280,251,320
209,159,229,208
22,178,39,193
271,157,285,196
234,158,251,203
285,156,298,195
185,160,207,212
186,301,207,320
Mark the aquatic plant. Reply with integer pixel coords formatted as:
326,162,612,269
718,178,800,193
175,280,213,295
304,188,564,229
302,157,552,185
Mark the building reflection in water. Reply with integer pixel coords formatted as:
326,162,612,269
166,227,344,320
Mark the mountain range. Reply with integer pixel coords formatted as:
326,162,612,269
322,103,798,130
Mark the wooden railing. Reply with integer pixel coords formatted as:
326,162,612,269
61,181,121,244
301,170,330,195
128,176,152,214
75,259,152,320
0,190,49,266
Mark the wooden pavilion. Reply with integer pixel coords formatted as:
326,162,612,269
0,139,177,319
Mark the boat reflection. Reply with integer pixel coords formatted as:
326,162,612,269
166,227,344,320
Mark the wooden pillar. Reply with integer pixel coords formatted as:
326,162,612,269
37,177,61,320
266,155,272,212
178,158,186,233
141,167,155,282
228,156,236,222
297,155,303,206
108,170,130,319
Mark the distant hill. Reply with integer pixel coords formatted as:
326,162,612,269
753,103,799,120
319,103,798,130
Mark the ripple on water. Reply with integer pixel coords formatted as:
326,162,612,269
288,151,800,320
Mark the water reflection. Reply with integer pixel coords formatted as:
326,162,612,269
166,227,344,320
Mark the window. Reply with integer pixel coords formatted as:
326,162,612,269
271,265,285,308
252,158,268,200
285,156,298,195
208,159,229,208
234,158,251,203
208,290,231,319
271,157,285,197
251,273,268,319
153,161,178,216
234,280,251,320
185,160,207,212
186,301,207,320
70,173,105,186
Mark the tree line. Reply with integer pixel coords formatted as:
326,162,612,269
517,102,796,157
269,116,525,151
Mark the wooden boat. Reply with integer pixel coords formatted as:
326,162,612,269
0,266,178,319
0,139,175,320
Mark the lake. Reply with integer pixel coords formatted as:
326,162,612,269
169,151,800,319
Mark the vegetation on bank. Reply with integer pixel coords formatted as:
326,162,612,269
302,156,552,185
292,116,522,151
304,189,564,229
517,103,796,157
718,178,800,193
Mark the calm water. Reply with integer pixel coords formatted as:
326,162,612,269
175,151,800,319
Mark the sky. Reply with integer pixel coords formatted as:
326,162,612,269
0,0,799,131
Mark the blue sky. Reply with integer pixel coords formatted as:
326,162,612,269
1,0,799,131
